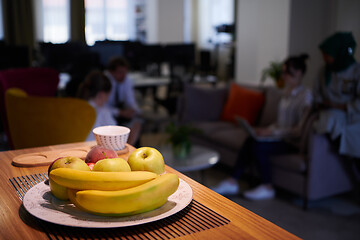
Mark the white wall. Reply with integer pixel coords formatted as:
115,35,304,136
146,0,158,43
184,0,192,43
235,0,290,85
288,0,334,87
146,0,185,43
158,0,184,43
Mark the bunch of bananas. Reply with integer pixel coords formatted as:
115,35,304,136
49,168,179,216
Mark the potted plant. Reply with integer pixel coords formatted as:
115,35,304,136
261,61,284,88
165,123,200,159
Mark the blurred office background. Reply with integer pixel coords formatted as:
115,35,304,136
1,0,359,87
0,1,360,239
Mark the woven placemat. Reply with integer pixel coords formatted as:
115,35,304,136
10,174,230,239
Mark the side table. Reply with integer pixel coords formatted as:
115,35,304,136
158,145,219,183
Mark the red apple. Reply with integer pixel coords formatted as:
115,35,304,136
85,145,118,163
87,162,95,170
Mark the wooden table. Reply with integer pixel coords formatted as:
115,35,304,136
0,141,301,240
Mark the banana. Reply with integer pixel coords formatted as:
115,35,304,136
49,168,158,191
67,173,179,216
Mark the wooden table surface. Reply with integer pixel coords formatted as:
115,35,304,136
0,141,301,240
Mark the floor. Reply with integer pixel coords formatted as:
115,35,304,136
194,166,360,240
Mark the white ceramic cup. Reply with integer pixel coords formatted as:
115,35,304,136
93,125,130,151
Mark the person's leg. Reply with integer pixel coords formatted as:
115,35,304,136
232,137,254,179
253,141,297,183
212,137,254,195
244,141,297,200
253,141,283,184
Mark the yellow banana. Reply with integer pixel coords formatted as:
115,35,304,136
67,173,179,216
49,168,158,191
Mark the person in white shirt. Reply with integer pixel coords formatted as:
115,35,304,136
104,57,142,146
77,70,117,141
313,32,360,159
212,54,313,200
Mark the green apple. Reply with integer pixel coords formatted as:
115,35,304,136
128,147,165,174
92,158,131,172
48,156,91,200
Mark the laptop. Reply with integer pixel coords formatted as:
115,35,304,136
235,116,282,142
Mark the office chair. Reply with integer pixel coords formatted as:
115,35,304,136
5,88,96,149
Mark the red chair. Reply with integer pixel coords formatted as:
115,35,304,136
0,67,60,148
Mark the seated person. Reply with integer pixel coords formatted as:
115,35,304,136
104,57,142,146
212,54,313,200
77,70,117,141
313,32,360,159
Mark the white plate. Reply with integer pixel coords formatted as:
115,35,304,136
23,178,193,228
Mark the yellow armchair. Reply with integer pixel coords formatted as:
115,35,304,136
5,88,96,149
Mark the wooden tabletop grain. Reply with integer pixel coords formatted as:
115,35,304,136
0,141,301,240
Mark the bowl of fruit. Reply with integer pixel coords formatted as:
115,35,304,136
23,145,193,228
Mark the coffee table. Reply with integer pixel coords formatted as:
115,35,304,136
158,145,219,182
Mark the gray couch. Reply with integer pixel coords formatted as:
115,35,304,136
178,83,283,167
271,111,353,205
178,83,354,204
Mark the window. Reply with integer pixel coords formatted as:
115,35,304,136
42,0,70,43
85,0,134,46
198,0,234,48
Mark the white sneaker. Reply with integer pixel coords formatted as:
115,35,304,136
243,184,275,200
211,180,239,195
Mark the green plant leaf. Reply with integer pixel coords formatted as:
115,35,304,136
165,122,201,146
261,61,282,83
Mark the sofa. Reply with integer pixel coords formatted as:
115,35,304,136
178,82,283,167
270,111,354,205
178,82,354,204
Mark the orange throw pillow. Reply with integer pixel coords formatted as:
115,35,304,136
221,83,265,125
